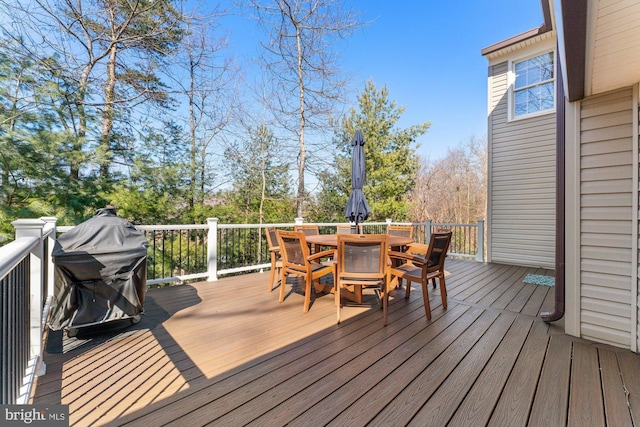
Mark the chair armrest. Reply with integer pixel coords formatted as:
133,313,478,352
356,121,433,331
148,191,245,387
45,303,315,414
308,249,335,262
270,246,280,253
388,250,426,266
406,243,428,256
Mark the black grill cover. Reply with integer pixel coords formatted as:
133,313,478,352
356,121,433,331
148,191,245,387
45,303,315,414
48,208,149,331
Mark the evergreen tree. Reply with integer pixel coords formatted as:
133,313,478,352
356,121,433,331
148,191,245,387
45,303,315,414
217,124,294,224
318,80,430,222
17,0,185,180
0,41,105,239
107,121,190,224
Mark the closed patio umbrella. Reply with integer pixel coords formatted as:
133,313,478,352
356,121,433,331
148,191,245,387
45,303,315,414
344,130,370,230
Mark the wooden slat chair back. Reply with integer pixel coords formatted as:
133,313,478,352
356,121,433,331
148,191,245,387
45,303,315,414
294,224,320,236
387,225,414,253
387,225,414,239
336,225,352,234
335,234,389,325
387,231,452,320
294,224,321,253
276,230,335,313
336,224,362,234
265,227,283,292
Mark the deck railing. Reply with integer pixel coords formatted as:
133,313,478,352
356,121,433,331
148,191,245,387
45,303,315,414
131,218,485,285
57,218,484,285
0,218,56,404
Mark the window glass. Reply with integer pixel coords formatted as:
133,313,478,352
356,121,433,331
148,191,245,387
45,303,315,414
513,52,555,117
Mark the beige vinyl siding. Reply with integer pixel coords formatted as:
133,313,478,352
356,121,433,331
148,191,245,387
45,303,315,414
579,87,634,348
487,61,556,269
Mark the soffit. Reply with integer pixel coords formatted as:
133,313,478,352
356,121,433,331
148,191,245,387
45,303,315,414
587,0,640,96
483,31,555,62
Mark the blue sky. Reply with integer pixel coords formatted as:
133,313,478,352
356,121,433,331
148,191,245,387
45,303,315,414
223,0,544,161
343,1,544,160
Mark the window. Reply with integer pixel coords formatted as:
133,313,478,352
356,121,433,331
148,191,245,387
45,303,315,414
512,52,555,118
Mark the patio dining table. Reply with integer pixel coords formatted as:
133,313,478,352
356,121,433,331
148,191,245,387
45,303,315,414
305,234,413,303
304,234,412,249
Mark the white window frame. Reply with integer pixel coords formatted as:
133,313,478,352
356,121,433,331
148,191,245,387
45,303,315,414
508,50,556,121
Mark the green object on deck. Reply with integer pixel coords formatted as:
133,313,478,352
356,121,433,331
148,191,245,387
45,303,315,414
523,274,555,287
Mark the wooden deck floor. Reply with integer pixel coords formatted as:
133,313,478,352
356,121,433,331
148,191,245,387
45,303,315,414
31,260,640,426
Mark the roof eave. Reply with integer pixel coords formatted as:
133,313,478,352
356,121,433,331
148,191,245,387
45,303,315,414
481,26,548,57
481,0,553,58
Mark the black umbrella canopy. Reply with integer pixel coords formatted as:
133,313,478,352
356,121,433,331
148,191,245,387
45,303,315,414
344,130,370,226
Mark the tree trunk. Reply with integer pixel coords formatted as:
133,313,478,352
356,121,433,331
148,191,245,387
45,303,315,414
99,44,117,178
189,54,197,210
71,63,94,181
296,23,305,218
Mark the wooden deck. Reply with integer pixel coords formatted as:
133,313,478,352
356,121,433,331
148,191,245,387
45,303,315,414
31,260,640,426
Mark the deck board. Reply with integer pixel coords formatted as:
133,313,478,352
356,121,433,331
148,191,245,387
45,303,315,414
528,334,572,426
29,260,640,426
568,341,605,427
288,304,473,427
618,350,640,422
488,319,549,426
521,284,551,316
250,305,467,426
447,316,534,426
406,312,516,426
600,349,635,425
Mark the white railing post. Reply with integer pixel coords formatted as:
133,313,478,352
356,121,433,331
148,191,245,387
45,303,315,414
12,218,47,376
294,217,304,225
425,219,432,242
207,218,219,281
41,217,58,299
476,219,485,262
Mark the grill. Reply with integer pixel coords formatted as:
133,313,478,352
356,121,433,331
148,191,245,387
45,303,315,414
48,208,148,335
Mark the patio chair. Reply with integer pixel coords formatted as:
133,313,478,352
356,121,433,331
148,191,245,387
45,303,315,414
406,242,429,264
265,227,283,292
407,233,450,288
294,224,320,236
334,234,389,325
388,231,452,320
387,225,413,254
276,230,335,313
386,225,414,285
294,224,321,253
336,224,362,234
386,225,414,239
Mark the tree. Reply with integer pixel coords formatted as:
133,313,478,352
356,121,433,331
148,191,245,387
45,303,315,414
217,124,294,224
15,0,185,180
317,80,430,222
166,8,238,214
0,36,105,234
249,0,361,217
408,136,487,223
108,122,190,224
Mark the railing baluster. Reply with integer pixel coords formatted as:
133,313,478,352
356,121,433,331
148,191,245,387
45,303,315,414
202,228,206,273
152,231,157,280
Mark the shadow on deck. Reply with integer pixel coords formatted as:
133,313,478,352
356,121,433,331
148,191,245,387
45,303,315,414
31,260,640,426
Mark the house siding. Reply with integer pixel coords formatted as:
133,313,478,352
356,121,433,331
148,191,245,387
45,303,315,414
579,87,634,348
487,61,556,269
